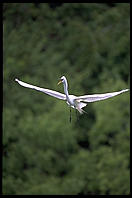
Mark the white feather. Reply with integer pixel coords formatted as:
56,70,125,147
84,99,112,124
15,77,129,114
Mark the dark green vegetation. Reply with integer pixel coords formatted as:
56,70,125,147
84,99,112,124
3,3,130,195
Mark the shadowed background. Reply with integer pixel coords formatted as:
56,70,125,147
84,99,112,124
3,3,130,195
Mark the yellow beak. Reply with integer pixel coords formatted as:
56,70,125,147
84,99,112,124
57,80,62,85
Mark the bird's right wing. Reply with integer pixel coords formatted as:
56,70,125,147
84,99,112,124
15,79,66,100
76,89,129,103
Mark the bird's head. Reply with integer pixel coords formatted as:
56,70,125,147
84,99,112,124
57,76,66,85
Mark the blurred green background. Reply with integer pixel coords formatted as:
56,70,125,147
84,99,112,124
3,3,130,195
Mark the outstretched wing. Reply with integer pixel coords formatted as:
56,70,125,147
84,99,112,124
15,79,66,100
76,89,129,103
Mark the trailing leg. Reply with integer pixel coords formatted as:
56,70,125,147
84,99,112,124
69,106,71,123
76,108,79,121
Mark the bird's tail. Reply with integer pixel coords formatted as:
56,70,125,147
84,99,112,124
76,102,87,114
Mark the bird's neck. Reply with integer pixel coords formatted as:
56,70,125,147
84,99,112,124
63,79,69,97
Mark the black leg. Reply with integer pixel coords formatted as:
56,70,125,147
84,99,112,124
76,109,79,122
70,106,71,123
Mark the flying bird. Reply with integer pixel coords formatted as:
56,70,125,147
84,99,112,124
15,76,129,120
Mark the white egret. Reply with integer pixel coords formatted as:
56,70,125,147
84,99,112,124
15,76,129,116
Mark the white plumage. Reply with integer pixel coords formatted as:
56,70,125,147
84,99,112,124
15,76,129,114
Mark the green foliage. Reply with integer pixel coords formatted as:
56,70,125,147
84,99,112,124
3,3,130,195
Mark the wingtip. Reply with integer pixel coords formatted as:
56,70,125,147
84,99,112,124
15,78,19,82
121,88,129,92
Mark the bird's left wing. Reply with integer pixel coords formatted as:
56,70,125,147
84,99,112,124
76,89,129,103
15,79,66,100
